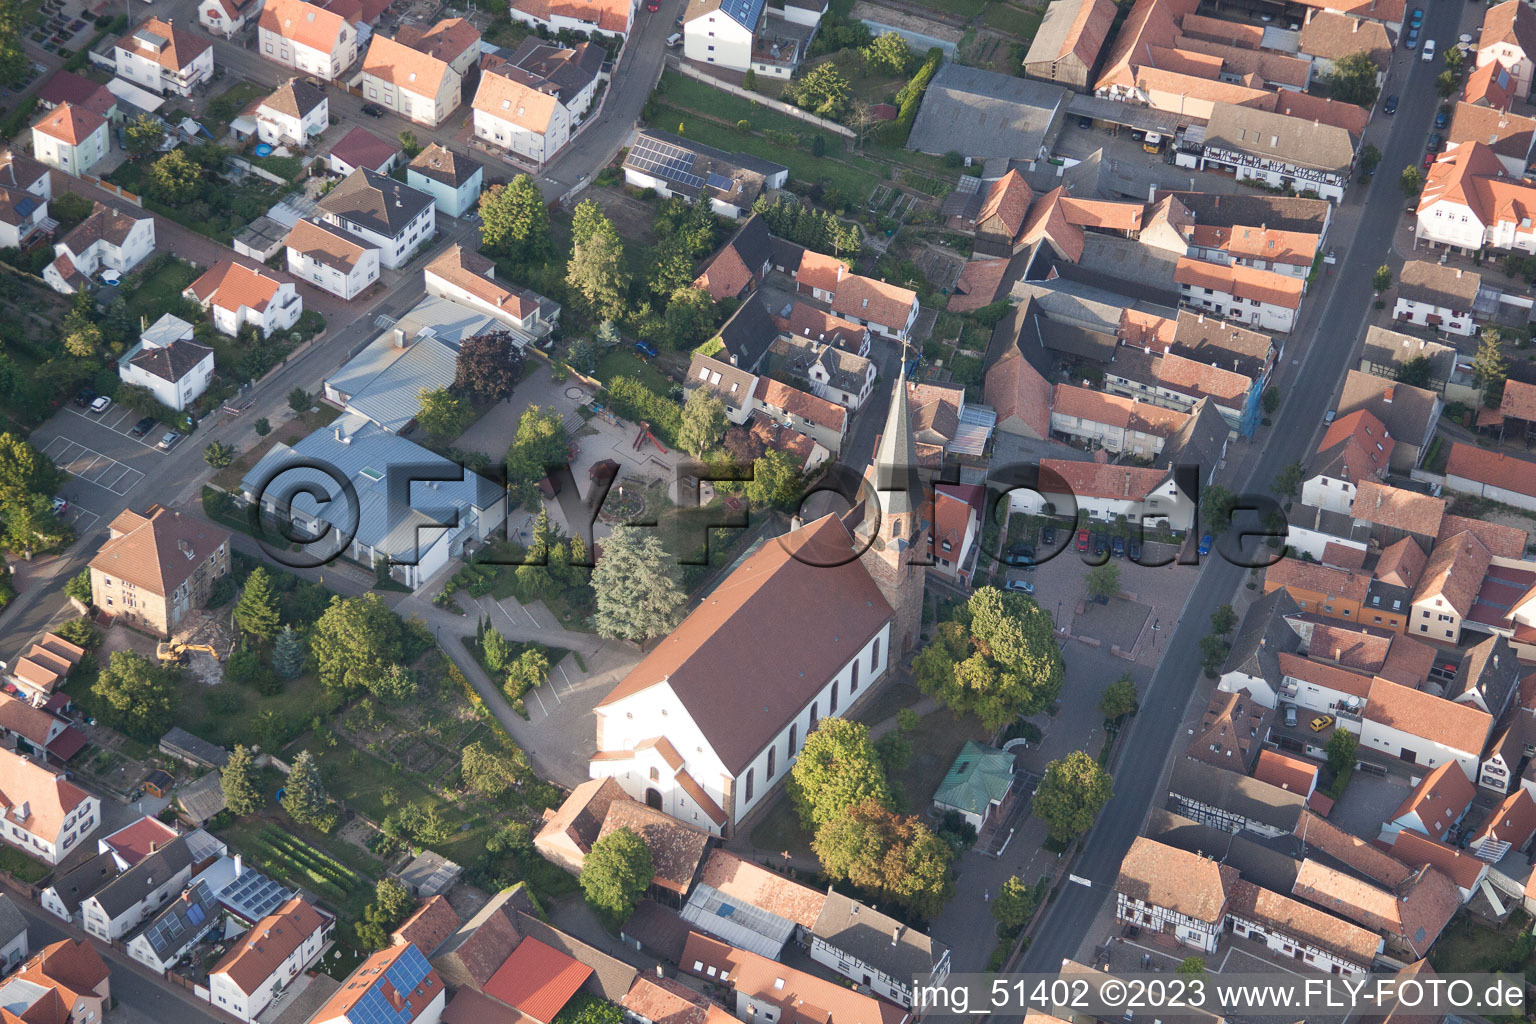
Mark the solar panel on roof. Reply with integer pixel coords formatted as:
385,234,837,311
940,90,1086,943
718,0,765,29
188,903,205,926
706,171,734,192
630,135,705,190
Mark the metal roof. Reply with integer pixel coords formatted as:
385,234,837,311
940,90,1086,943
680,883,794,959
933,741,1014,816
219,867,292,922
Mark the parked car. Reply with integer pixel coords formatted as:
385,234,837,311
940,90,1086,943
1128,539,1142,562
1310,714,1335,732
361,103,385,118
1077,115,1093,129
634,340,659,358
1434,109,1449,128
50,497,67,516
72,388,95,408
1041,525,1057,546
156,431,182,451
1324,409,1336,425
1284,705,1298,728
1384,95,1399,114
1092,532,1107,558
89,396,111,413
646,0,659,9
1005,543,1036,567
1405,27,1419,48
1004,578,1035,595
1426,132,1443,152
1076,529,1090,553
131,416,156,437
1422,38,1436,61
1111,536,1126,559
1197,534,1213,555
1410,6,1423,25
665,31,681,45
1423,150,1436,169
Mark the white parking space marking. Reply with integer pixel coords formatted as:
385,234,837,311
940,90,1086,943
65,406,169,450
63,505,100,535
41,437,145,496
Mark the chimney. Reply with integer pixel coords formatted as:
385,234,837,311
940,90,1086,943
657,965,665,979
393,327,406,347
891,927,901,946
234,852,243,877
150,840,158,853
1384,385,1394,403
835,263,844,282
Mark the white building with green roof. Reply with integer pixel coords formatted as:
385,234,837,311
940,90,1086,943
933,741,1014,830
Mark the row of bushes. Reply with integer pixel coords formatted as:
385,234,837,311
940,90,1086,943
602,375,681,447
257,825,361,890
888,48,944,142
445,655,489,720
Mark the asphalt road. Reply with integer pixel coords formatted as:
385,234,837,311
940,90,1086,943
1015,15,1453,974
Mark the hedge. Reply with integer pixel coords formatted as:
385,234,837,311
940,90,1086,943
888,48,943,143
0,98,37,142
603,375,682,447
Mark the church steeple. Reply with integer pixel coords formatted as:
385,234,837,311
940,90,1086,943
872,361,919,519
858,357,927,655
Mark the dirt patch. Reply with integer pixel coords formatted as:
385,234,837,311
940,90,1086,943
403,740,443,774
849,0,966,37
585,187,659,246
913,244,964,294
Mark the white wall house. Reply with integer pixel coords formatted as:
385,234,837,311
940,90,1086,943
285,217,380,300
1479,1,1536,99
209,897,330,1022
423,244,557,339
508,0,633,38
472,66,572,170
360,35,461,128
184,259,302,338
315,169,435,270
0,749,99,867
124,880,220,973
258,0,358,79
82,839,194,943
1417,142,1536,254
114,19,214,97
255,79,328,146
1225,882,1379,976
683,0,755,73
31,103,108,177
1174,258,1301,334
1360,678,1490,780
118,321,215,412
405,144,481,219
43,205,154,295
0,153,53,251
199,0,262,37
1008,460,1196,531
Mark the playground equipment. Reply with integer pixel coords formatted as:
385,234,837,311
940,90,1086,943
633,421,670,454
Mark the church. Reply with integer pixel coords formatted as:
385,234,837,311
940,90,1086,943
588,376,929,836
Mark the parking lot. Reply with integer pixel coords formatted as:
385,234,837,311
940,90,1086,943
40,437,145,498
62,403,169,451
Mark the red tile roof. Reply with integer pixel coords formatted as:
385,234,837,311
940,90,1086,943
90,508,229,599
33,103,105,146
1051,383,1189,436
1390,829,1487,891
1390,761,1475,841
1265,559,1371,604
752,378,847,433
484,936,591,1023
1226,878,1380,965
1465,58,1514,108
393,896,460,958
985,344,1051,438
101,815,178,866
185,259,284,314
1412,529,1491,618
1295,809,1412,885
1436,513,1527,560
1471,787,1536,851
1252,750,1318,795
1174,257,1303,310
1365,676,1492,757
213,897,328,995
328,125,398,172
681,932,905,1024
313,945,444,1024
1038,458,1171,502
698,851,825,928
976,170,1031,238
1375,537,1428,589
1447,441,1536,499
1276,653,1373,699
1352,479,1445,537
510,0,631,33
1116,836,1236,923
119,17,211,72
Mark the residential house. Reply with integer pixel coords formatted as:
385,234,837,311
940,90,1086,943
622,130,786,219
1480,378,1536,443
1021,0,1115,89
686,354,757,425
1393,262,1483,337
1048,382,1190,456
808,891,949,1009
88,507,231,636
932,741,1013,831
1225,879,1380,975
423,245,558,341
766,334,875,411
40,853,118,925
255,78,328,146
1264,559,1373,627
200,0,262,36
1253,749,1319,800
682,849,826,956
1409,530,1491,644
1380,762,1476,844
125,879,221,972
622,977,737,1024
1010,458,1197,531
1358,327,1462,398
681,932,909,1024
983,300,1053,440
711,295,778,372
0,940,110,1024
1193,103,1356,203
1168,758,1305,837
1417,141,1536,253
361,34,460,127
310,944,444,1024
99,816,179,871
1467,57,1516,107
1447,101,1535,176
239,412,505,589
681,0,818,78
794,251,919,340
316,168,435,270
1173,257,1303,333
1334,372,1442,471
509,0,634,38
1301,410,1394,515
694,213,771,302
31,103,108,176
1478,0,1536,99
209,897,331,1022
42,203,154,295
1469,788,1536,861
0,747,98,866
392,895,460,955
0,896,26,971
0,150,53,250
406,144,481,219
327,125,397,175
1216,588,1304,709
1103,344,1260,436
117,315,214,411
1114,837,1237,953
285,216,380,299
1361,675,1493,778
82,835,195,942
1297,10,1390,75
1184,689,1272,774
258,0,359,79
752,378,847,455
1390,829,1489,902
0,692,86,765
396,17,481,80
114,18,214,97
35,70,117,120
1350,479,1444,549
929,483,982,585
184,259,302,338
1446,443,1536,515
472,41,600,171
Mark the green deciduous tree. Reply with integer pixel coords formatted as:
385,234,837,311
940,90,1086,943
591,525,685,641
1436,70,1457,97
1373,265,1393,292
1200,634,1231,678
794,62,851,117
309,594,404,695
480,175,552,265
288,388,311,413
273,625,306,679
1033,750,1113,843
1401,165,1424,198
662,287,717,351
678,389,727,459
744,448,803,510
365,664,416,704
1397,355,1435,389
1085,561,1119,601
461,740,523,797
1328,51,1381,105
281,750,330,827
92,650,179,741
580,826,653,922
1326,726,1359,778
64,568,92,604
862,31,913,74
568,199,629,320
1273,460,1304,497
356,877,413,950
1200,484,1238,533
1474,326,1509,408
203,441,235,468
912,587,1064,729
1210,604,1238,636
123,114,165,159
1099,677,1139,722
221,744,263,817
148,149,202,204
63,322,101,358
993,875,1038,933
1360,143,1382,174
788,717,892,830
812,800,955,919
234,567,282,641
416,387,474,441
1178,957,1206,975
504,404,568,509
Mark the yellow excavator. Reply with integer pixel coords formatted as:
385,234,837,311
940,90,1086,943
156,641,221,664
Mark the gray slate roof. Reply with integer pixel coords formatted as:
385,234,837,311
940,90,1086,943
137,878,219,961
1360,327,1456,384
1146,809,1303,895
715,293,778,371
128,339,212,384
91,835,192,919
160,726,230,769
1220,587,1302,681
1203,103,1356,174
176,772,226,825
1158,397,1229,482
44,852,119,915
1398,261,1481,309
908,64,1068,160
811,890,947,981
0,894,26,948
317,168,434,238
1150,190,1333,234
1169,758,1306,833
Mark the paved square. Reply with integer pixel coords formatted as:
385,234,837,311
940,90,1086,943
1073,596,1151,652
41,437,145,495
68,405,169,450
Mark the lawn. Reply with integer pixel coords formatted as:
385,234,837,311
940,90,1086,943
981,3,1044,40
204,80,268,138
595,348,669,393
887,707,991,812
747,793,817,864
1428,912,1531,974
125,259,197,324
172,668,329,751
659,71,834,139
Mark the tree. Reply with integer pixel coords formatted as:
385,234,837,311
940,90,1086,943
288,387,311,414
1397,355,1436,389
1444,45,1464,71
356,878,413,950
1177,957,1206,975
1474,326,1509,408
254,417,271,437
863,31,912,74
64,568,93,604
1085,561,1120,601
723,425,765,464
812,801,955,919
678,390,727,459
580,826,653,922
993,875,1038,933
788,717,892,830
1401,165,1423,198
482,628,516,673
221,744,263,817
148,149,202,205
1326,727,1359,778
1273,460,1304,497
1210,603,1238,636
273,625,305,679
92,651,179,741
366,664,417,704
591,525,685,641
1328,51,1380,105
123,114,165,159
914,588,1064,729
480,175,553,264
1373,265,1393,292
309,594,404,695
62,322,101,358
742,68,759,92
744,449,803,510
1262,386,1280,415
1200,484,1238,533
1034,751,1113,843
504,405,568,508
398,130,421,156
281,750,330,826
462,741,522,797
795,63,851,117
0,434,61,507
1099,677,1139,721
234,567,282,640
1200,633,1231,679
505,649,549,699
846,99,879,149
1360,143,1382,174
453,331,524,402
567,199,629,320
416,387,474,441
662,287,716,350
203,441,235,469
1436,70,1457,97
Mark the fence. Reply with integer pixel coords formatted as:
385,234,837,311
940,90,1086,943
228,155,305,187
81,175,142,207
671,61,855,139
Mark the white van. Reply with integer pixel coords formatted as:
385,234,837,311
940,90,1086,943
666,31,682,46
